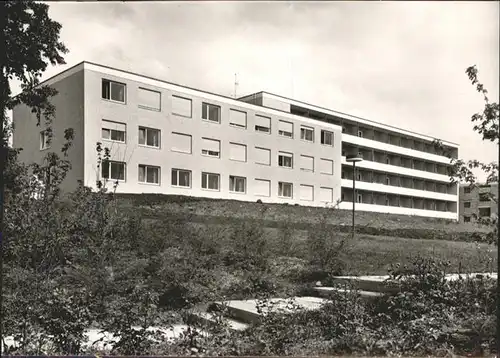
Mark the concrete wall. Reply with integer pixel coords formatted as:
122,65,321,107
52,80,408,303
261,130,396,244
261,95,291,113
12,71,85,192
82,67,342,207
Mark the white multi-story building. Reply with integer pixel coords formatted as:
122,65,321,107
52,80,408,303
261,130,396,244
12,61,459,220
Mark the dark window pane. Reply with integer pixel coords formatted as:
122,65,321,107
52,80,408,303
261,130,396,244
147,129,159,147
179,171,189,187
139,165,146,182
171,170,178,186
111,130,125,142
102,80,110,99
102,160,110,178
147,167,158,183
110,162,125,180
202,103,208,119
139,128,146,145
111,82,125,102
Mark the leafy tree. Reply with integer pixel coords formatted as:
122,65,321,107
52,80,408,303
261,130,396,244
434,65,499,245
1,0,69,349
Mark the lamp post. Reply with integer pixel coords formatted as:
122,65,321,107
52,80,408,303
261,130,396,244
346,154,363,239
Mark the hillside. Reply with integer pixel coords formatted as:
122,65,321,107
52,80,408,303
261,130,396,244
117,194,490,243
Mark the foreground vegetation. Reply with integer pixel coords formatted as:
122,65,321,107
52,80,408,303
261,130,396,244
3,184,498,356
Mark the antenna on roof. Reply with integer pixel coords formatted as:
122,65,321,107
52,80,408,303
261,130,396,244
234,73,239,98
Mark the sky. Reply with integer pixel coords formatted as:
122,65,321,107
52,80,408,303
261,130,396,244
10,1,500,180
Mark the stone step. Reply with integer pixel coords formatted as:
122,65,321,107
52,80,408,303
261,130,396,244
213,297,327,324
314,286,385,301
189,311,249,331
330,276,400,294
328,272,497,294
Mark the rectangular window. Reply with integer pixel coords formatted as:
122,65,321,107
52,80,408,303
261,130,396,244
229,109,247,128
172,95,192,118
357,194,363,203
101,160,126,181
463,187,471,194
321,130,334,146
300,126,314,142
278,151,293,168
254,179,271,197
319,187,333,203
299,184,314,201
138,87,161,111
202,102,221,123
255,147,271,166
319,158,334,175
138,164,160,184
201,138,221,158
171,132,192,154
202,172,220,191
139,126,160,148
278,181,293,198
464,216,471,223
278,120,293,138
479,193,490,202
229,142,247,162
102,120,126,143
300,155,314,172
102,79,126,103
39,130,50,150
255,115,271,133
229,175,246,193
171,169,191,188
464,201,471,208
479,207,491,217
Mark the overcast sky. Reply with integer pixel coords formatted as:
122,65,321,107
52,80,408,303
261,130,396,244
11,1,500,180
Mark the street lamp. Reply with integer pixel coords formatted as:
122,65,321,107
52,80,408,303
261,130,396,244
346,154,363,239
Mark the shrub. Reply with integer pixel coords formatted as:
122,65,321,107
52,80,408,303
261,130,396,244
306,211,350,279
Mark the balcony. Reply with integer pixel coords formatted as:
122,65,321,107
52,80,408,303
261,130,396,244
342,133,452,165
341,156,451,183
341,179,456,202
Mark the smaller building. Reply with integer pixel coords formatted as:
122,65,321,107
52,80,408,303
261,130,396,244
459,182,498,223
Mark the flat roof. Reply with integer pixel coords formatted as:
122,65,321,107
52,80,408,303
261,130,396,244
239,91,459,147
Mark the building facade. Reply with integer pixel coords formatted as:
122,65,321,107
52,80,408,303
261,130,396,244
459,183,498,223
13,61,459,220
238,92,459,219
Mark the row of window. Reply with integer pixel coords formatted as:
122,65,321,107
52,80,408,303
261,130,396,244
101,121,335,173
463,195,493,207
101,79,336,145
40,124,335,174
101,161,334,201
463,207,492,222
463,186,494,194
